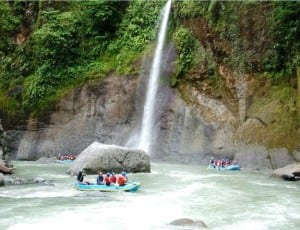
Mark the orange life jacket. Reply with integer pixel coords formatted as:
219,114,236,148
104,176,110,185
110,175,116,183
117,175,125,186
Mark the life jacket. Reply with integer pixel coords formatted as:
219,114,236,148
104,176,111,185
117,175,125,186
110,175,116,183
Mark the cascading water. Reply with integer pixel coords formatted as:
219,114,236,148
138,0,172,154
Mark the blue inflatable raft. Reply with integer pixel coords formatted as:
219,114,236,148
208,164,241,171
73,181,141,192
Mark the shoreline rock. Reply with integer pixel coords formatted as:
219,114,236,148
0,162,15,174
273,163,300,181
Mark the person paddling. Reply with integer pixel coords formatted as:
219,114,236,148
77,170,91,184
77,170,85,183
77,171,84,183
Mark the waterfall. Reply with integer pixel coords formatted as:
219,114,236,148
138,0,172,154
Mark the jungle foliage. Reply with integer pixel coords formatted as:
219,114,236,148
0,0,164,115
172,27,198,84
173,1,300,81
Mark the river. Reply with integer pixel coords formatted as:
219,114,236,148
0,161,299,230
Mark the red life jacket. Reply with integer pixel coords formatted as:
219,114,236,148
117,175,125,186
110,175,116,183
104,176,110,185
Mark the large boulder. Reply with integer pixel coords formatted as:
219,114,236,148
273,163,300,181
0,160,14,174
169,218,207,228
68,142,150,175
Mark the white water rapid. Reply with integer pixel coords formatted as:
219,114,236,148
138,0,172,154
1,161,300,230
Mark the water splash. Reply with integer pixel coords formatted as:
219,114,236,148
138,0,172,154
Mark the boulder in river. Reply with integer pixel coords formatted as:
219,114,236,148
0,163,14,174
68,142,150,175
169,218,207,228
273,163,300,181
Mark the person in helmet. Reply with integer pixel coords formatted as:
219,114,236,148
110,172,117,184
122,171,128,183
117,171,128,186
104,172,111,186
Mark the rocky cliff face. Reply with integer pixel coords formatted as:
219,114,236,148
0,120,9,165
10,72,236,163
13,75,139,160
6,70,298,168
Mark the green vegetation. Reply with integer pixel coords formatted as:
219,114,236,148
173,0,209,18
108,0,164,74
246,84,299,150
173,1,300,80
264,1,300,76
0,0,164,117
172,27,197,85
0,2,21,53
